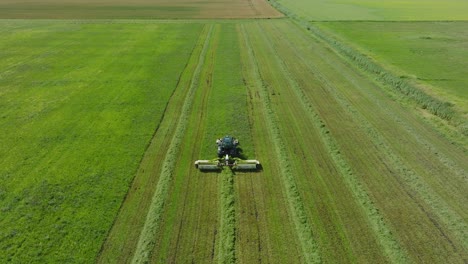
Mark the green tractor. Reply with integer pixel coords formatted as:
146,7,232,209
194,135,261,171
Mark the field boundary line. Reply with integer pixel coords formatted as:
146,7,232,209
239,24,321,264
130,25,214,264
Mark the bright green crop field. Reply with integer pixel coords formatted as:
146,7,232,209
316,21,468,114
274,0,468,20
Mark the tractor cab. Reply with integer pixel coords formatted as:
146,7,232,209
217,135,239,157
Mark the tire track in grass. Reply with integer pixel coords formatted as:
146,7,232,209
257,21,409,263
239,24,321,264
131,25,214,264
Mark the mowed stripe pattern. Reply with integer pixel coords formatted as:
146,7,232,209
100,20,466,263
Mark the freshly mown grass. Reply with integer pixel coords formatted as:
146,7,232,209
273,0,468,20
0,21,203,262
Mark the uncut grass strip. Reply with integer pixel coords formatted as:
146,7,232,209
131,25,214,264
265,21,468,251
239,24,321,264
266,20,466,260
255,21,409,263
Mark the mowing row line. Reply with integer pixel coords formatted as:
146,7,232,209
268,0,464,133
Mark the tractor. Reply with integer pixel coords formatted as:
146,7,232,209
194,135,261,171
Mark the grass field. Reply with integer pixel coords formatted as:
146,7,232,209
316,21,468,115
0,0,282,19
1,0,467,263
274,0,468,20
0,20,204,262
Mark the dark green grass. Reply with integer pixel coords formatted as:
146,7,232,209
0,21,203,262
317,21,468,113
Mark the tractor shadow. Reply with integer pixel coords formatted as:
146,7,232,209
236,147,247,159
